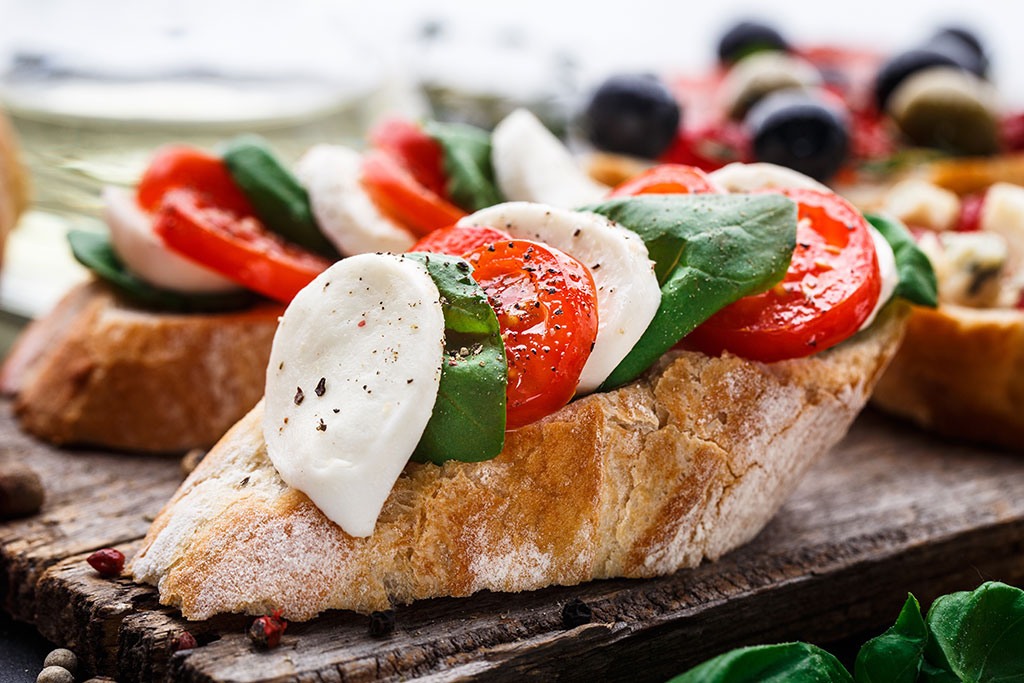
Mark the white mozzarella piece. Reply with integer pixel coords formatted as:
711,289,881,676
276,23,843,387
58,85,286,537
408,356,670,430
709,162,829,193
881,178,960,231
460,202,660,394
295,145,416,256
491,108,608,208
103,186,240,293
263,253,445,538
858,226,899,330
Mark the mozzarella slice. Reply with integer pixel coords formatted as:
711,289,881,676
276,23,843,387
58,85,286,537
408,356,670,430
295,145,416,256
263,253,445,538
103,186,240,293
460,202,660,394
491,108,608,208
709,162,829,193
859,226,899,330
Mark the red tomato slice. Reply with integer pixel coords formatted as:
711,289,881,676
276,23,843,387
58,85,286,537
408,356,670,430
410,225,512,256
138,145,253,216
361,151,466,237
608,164,724,197
686,188,881,362
369,118,450,199
465,239,599,430
153,190,331,303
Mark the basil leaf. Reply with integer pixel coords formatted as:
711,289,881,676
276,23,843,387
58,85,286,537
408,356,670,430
864,213,938,308
221,135,340,260
423,121,503,212
584,194,797,389
668,643,853,683
922,581,1024,682
854,594,928,683
67,230,255,313
405,253,506,465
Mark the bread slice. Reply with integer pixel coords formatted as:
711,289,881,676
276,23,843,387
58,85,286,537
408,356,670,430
1,280,283,452
131,304,907,621
872,304,1023,449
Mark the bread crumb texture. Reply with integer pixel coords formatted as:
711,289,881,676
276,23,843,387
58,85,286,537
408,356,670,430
132,305,906,620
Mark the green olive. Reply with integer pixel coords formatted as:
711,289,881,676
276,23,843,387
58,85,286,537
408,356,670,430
889,67,1000,155
720,52,822,120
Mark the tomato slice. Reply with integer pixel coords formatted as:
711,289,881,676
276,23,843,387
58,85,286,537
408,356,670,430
608,164,724,197
465,239,599,430
361,150,466,237
153,190,331,303
686,188,881,362
410,225,512,256
138,145,253,217
369,118,450,199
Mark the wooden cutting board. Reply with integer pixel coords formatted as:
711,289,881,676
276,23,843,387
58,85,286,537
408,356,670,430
1,400,1022,683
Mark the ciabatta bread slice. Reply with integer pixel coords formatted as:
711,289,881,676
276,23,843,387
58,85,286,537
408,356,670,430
1,280,282,452
131,304,907,621
872,304,1024,450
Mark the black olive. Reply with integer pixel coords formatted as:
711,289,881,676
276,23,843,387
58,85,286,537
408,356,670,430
874,48,965,111
717,20,788,64
747,90,850,182
582,74,681,159
933,26,985,61
926,26,989,77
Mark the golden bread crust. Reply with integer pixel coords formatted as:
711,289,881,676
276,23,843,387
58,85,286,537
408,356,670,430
872,304,1024,449
131,305,907,620
3,281,282,452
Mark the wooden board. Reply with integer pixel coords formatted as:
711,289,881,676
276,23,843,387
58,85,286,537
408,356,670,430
2,400,1023,683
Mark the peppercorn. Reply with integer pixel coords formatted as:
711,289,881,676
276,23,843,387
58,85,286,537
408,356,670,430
172,631,198,652
561,598,592,628
36,666,73,683
87,548,125,577
43,649,77,674
180,449,205,478
368,610,395,638
248,610,287,649
0,461,44,518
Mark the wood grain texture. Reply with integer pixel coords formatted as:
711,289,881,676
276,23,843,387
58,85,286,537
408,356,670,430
1,399,1023,682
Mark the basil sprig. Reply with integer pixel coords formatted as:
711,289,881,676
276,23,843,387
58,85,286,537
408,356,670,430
666,581,1024,683
221,135,340,260
855,595,928,683
864,213,939,308
582,194,798,390
405,253,507,465
671,642,853,683
423,121,503,212
67,230,255,313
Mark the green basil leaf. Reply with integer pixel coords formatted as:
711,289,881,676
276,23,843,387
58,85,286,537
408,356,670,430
668,642,854,683
221,135,340,260
923,581,1024,682
67,230,255,313
584,194,797,390
854,594,928,683
864,213,938,308
405,252,506,464
423,121,503,212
